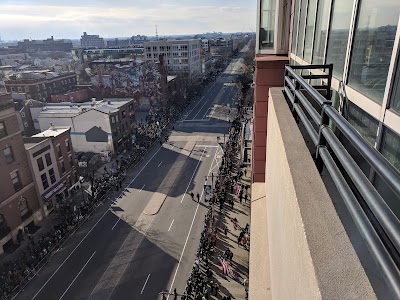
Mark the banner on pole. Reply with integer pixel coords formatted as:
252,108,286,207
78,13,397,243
204,184,212,201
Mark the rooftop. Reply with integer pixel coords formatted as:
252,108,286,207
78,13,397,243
32,126,70,138
38,99,134,117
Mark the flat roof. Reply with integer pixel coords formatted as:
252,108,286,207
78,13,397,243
33,126,70,138
39,99,133,117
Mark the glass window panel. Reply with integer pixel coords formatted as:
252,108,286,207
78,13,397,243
291,0,301,54
312,0,331,64
303,0,318,62
0,122,6,138
37,157,44,171
3,146,14,164
45,153,52,166
49,168,56,184
389,51,400,113
374,126,400,218
297,0,309,58
347,101,379,146
348,0,399,104
326,0,354,78
260,0,277,49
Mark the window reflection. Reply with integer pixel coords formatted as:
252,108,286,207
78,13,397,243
297,0,308,58
291,0,301,54
348,0,399,104
260,0,276,49
389,50,400,113
312,0,331,64
303,0,317,62
326,0,354,78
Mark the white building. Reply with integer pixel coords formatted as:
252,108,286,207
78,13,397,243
143,39,201,75
37,99,135,154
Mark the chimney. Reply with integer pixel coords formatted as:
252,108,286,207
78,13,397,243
49,122,54,130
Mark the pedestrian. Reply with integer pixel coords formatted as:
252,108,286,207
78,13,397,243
244,168,247,177
224,225,228,236
214,283,219,296
196,193,200,202
210,280,214,293
244,194,248,203
174,288,178,300
239,193,242,204
190,192,194,200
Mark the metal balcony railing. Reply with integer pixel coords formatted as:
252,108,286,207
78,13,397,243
283,64,400,297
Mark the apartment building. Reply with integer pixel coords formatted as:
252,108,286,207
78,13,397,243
250,0,400,299
17,36,73,53
143,39,202,75
37,99,136,154
4,71,77,102
25,126,78,215
0,100,42,254
80,32,105,48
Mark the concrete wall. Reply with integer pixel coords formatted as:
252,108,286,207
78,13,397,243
249,88,376,300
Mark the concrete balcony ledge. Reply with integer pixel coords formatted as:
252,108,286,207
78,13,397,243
249,87,376,300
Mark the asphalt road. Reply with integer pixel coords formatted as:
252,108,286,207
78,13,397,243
15,46,245,300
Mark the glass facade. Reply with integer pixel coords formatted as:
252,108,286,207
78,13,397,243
346,101,379,146
260,0,277,49
326,0,354,78
348,0,399,104
296,0,308,57
390,57,400,114
303,0,317,62
312,0,331,64
291,0,301,54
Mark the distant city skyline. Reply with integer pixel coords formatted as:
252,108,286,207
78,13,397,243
0,0,256,41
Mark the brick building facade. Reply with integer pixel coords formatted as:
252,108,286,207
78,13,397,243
4,72,77,102
0,101,42,254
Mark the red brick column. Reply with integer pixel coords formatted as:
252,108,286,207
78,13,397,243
252,55,288,183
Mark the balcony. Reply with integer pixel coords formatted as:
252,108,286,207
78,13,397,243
249,65,400,299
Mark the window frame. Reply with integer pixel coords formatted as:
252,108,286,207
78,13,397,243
3,146,15,164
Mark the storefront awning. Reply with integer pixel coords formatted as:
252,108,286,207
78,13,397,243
42,182,65,201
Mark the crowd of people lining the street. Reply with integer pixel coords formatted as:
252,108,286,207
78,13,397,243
160,98,251,299
0,85,204,300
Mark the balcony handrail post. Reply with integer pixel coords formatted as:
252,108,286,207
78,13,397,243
316,102,331,173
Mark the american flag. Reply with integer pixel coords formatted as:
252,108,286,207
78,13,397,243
218,255,233,276
235,183,241,196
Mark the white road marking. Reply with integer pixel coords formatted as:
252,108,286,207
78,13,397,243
139,184,145,192
180,148,207,203
140,274,151,294
31,146,163,299
158,161,162,167
167,147,219,299
185,81,217,119
59,251,96,300
168,219,174,232
111,218,120,230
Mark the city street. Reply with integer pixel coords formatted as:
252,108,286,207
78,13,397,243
14,49,245,300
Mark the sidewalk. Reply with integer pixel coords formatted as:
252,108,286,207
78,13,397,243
209,163,251,299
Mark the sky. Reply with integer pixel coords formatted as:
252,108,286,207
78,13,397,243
0,0,257,41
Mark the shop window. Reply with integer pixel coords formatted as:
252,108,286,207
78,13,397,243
348,0,399,104
296,0,308,57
